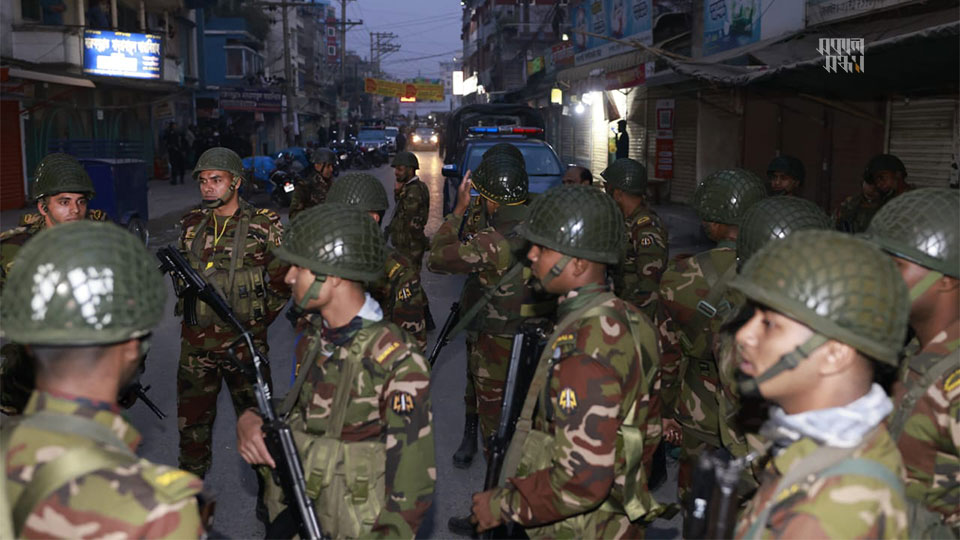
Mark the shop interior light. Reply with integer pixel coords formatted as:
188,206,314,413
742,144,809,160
551,87,563,104
575,102,585,114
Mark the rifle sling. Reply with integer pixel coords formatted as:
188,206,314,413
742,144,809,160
279,333,328,418
499,292,618,485
448,262,524,339
887,348,959,440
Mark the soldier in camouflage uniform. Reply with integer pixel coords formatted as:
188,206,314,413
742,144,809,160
327,172,427,350
385,151,429,268
175,147,290,478
0,153,104,415
236,204,434,538
729,230,910,539
835,153,913,233
765,155,804,197
865,188,960,536
1,221,207,538
471,185,664,538
427,154,553,466
290,147,336,220
601,157,668,321
656,168,766,497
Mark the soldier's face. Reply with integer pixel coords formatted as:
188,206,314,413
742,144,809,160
563,167,588,185
872,170,900,195
394,165,414,183
735,306,821,401
527,244,566,293
38,192,89,226
891,256,941,319
285,265,328,309
197,170,236,203
769,172,799,195
315,162,334,178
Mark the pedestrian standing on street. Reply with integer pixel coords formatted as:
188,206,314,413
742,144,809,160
396,126,408,153
174,147,290,479
165,122,186,185
765,155,805,197
602,158,668,322
470,185,664,538
184,124,197,169
236,204,435,538
615,119,630,159
1,221,209,539
865,188,960,537
657,169,767,501
0,153,106,415
730,230,910,538
386,150,433,328
562,164,593,185
327,172,428,350
835,153,913,233
289,147,336,220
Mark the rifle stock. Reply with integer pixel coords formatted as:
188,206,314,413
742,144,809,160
157,245,325,540
684,448,756,539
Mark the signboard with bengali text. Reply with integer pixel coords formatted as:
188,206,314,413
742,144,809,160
83,29,162,79
364,78,444,102
568,0,652,66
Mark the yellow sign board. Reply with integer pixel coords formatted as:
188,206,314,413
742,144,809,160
364,78,444,102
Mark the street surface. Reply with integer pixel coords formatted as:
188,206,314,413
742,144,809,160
0,150,698,538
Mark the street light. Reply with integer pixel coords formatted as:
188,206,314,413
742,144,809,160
575,102,585,114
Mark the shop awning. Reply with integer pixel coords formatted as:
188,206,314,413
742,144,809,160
557,50,652,94
7,67,95,88
666,8,959,98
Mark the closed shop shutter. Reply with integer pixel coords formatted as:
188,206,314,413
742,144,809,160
644,88,698,203
0,100,26,211
627,86,647,163
574,106,592,167
591,100,608,176
560,112,575,164
888,97,958,188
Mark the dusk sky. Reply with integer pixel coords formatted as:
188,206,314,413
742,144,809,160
343,1,463,81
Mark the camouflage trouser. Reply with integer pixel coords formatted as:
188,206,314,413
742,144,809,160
177,339,271,478
463,335,478,416
467,332,512,454
0,343,34,416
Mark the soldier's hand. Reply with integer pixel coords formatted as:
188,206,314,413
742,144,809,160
470,489,502,532
454,171,473,217
237,409,276,468
663,417,683,445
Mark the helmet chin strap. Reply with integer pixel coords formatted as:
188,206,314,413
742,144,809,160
738,332,829,397
532,254,572,293
908,269,943,302
296,274,327,310
202,179,239,209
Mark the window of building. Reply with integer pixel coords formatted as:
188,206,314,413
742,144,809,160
226,48,244,78
327,45,336,56
326,26,335,36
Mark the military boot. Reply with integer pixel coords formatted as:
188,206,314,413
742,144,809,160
447,515,477,538
453,413,478,468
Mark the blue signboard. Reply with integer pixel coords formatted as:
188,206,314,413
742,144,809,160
703,0,762,56
83,30,162,79
569,0,652,66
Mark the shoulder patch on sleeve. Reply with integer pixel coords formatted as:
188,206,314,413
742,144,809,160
944,368,960,393
143,465,202,503
635,216,651,227
552,333,575,349
640,235,654,247
376,341,401,364
390,391,416,415
558,387,578,414
388,262,403,279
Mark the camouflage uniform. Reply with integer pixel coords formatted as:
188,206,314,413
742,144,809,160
289,169,333,220
386,176,430,268
489,186,663,537
864,188,960,534
0,221,207,538
176,199,290,477
616,205,668,322
263,204,435,538
0,156,104,416
5,393,206,539
372,249,427,351
833,192,886,234
656,169,766,496
728,230,911,540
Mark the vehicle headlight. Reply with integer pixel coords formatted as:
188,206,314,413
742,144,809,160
340,154,347,160
430,135,438,143
412,135,421,142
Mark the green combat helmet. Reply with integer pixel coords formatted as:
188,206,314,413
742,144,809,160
0,221,166,345
274,203,385,284
482,142,525,168
729,230,909,394
33,153,96,200
391,151,419,170
473,153,529,205
864,188,959,300
193,147,244,208
518,184,625,265
692,168,767,225
311,148,337,165
327,172,389,213
736,196,832,269
601,157,648,195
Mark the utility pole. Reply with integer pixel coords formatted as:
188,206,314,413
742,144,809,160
369,32,400,76
281,3,294,134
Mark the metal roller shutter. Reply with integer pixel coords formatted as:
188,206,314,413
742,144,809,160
560,112,575,165
574,107,592,167
627,86,647,164
888,97,958,188
673,96,698,203
0,100,26,211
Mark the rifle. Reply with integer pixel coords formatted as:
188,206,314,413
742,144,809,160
684,448,758,539
117,359,165,420
428,301,459,367
481,320,550,539
156,246,325,540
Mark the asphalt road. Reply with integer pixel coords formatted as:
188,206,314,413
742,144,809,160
1,150,685,538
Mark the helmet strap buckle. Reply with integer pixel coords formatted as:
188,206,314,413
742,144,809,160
296,274,327,311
